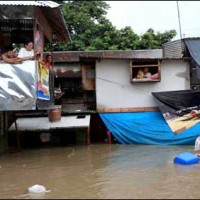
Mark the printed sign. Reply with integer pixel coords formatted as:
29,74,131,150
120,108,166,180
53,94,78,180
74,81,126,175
152,90,200,134
37,62,50,100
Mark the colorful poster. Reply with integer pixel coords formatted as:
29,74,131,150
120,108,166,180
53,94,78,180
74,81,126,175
37,62,50,100
152,90,200,134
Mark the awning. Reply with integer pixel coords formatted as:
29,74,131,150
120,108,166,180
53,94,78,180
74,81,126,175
184,38,200,67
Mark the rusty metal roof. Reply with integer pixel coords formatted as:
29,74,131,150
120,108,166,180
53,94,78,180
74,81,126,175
51,49,163,62
81,49,163,59
51,51,81,62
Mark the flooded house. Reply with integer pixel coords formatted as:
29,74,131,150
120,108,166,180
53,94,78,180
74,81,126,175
50,38,200,145
0,1,71,152
1,2,200,150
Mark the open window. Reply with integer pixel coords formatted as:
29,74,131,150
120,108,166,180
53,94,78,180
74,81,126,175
130,60,161,83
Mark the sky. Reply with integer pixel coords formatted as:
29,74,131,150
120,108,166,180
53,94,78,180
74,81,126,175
106,1,200,41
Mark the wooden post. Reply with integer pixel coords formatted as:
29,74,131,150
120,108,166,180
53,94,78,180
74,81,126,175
86,127,90,145
0,111,8,153
14,115,21,152
107,130,112,144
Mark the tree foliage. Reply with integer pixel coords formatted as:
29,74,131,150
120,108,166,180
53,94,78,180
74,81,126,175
52,1,177,51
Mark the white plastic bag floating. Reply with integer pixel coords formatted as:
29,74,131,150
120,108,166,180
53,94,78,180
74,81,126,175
194,136,200,151
28,184,51,193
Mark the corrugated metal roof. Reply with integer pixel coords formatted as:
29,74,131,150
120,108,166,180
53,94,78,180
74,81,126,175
81,49,163,59
0,1,59,8
0,1,71,43
162,39,184,59
162,37,200,59
51,50,163,63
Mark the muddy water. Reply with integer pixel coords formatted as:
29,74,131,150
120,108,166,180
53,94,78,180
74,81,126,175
0,144,200,199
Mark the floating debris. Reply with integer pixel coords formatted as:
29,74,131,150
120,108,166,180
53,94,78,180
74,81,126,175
28,184,51,193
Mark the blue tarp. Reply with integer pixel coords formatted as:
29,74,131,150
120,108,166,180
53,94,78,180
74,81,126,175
99,111,200,145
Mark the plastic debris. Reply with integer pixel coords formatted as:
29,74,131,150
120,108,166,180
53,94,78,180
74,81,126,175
28,184,50,193
174,152,199,165
195,135,200,151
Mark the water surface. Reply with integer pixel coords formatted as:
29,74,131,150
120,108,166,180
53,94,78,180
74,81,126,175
0,144,199,199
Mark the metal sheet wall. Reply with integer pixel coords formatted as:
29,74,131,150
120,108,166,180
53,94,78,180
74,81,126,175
0,60,37,110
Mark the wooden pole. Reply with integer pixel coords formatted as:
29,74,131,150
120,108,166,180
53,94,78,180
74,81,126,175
14,114,21,151
86,127,90,145
106,130,112,144
0,111,8,153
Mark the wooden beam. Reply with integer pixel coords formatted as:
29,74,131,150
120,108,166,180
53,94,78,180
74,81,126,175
34,7,52,42
97,107,159,113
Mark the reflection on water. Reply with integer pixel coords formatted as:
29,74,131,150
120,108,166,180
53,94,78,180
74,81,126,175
0,144,200,199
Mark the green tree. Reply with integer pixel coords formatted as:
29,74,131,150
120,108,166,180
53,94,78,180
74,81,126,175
117,26,140,50
139,28,176,49
53,1,176,51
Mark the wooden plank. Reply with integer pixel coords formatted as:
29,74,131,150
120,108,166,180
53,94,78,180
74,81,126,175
82,65,95,90
34,7,52,42
97,107,159,113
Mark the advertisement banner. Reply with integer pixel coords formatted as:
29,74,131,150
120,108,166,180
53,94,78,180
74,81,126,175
37,62,50,100
152,90,200,134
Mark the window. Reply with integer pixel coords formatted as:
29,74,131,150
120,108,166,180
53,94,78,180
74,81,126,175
130,60,161,83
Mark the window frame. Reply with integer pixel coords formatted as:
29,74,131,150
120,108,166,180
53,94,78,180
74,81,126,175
130,60,161,83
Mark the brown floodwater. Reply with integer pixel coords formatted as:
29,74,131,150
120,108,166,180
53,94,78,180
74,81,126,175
0,144,200,199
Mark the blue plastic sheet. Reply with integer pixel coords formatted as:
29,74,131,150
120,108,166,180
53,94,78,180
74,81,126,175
99,111,200,145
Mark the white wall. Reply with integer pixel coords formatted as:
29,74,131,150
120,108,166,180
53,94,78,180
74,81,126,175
96,59,190,109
